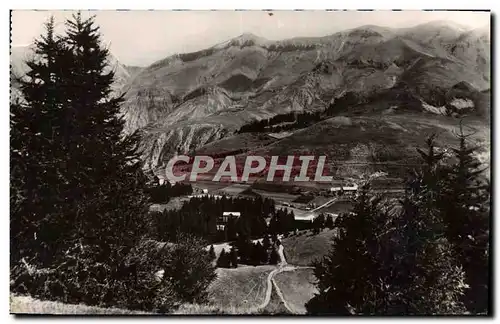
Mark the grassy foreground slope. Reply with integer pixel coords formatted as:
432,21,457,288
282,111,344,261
11,265,275,315
261,282,291,315
10,295,149,315
282,229,336,266
274,268,318,314
206,265,275,310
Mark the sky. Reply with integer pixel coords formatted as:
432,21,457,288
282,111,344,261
11,10,490,66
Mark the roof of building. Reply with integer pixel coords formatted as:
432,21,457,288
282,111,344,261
330,185,358,191
294,214,316,222
222,212,241,217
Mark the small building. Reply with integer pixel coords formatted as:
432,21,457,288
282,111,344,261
216,212,241,231
220,212,241,222
330,184,358,196
330,186,342,194
294,214,316,223
202,188,209,194
343,184,358,191
343,184,358,196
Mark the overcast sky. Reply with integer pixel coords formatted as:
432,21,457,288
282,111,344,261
11,10,490,66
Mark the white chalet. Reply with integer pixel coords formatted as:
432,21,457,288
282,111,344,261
330,183,358,196
216,212,241,231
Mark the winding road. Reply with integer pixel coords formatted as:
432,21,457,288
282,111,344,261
256,250,314,314
311,197,339,212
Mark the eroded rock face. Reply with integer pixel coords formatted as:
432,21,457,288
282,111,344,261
138,122,230,171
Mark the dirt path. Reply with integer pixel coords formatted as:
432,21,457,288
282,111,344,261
311,197,338,212
271,265,314,314
256,267,280,310
257,264,314,313
271,274,294,313
209,240,314,314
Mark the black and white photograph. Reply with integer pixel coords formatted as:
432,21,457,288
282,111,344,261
9,9,491,315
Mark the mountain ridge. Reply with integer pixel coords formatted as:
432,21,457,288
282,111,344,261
9,20,490,175
123,20,489,172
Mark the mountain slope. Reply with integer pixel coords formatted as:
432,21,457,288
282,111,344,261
123,21,489,171
10,21,490,176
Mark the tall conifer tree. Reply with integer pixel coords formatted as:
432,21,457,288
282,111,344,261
60,13,148,250
11,16,74,265
441,124,490,313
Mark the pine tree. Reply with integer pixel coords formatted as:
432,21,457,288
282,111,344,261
262,235,271,251
11,13,151,306
313,213,326,234
58,12,149,249
208,245,216,261
441,123,490,313
226,216,238,241
10,16,75,266
396,136,466,314
216,249,229,268
229,247,238,268
10,99,40,264
262,235,271,263
285,210,295,232
306,186,392,314
393,189,466,315
305,138,468,315
250,242,265,266
269,246,279,265
236,235,252,264
325,215,334,229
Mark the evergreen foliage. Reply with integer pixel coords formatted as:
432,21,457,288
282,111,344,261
149,195,274,243
10,13,216,312
208,245,216,261
305,129,490,315
229,247,238,268
324,215,335,229
269,246,279,265
216,249,230,268
440,124,490,313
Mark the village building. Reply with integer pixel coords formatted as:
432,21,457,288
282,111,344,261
216,212,241,231
329,183,358,196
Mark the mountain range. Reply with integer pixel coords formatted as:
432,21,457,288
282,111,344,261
10,20,491,179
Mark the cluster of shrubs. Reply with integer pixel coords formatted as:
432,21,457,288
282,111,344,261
236,111,322,134
148,195,275,244
311,213,335,234
210,235,282,268
11,234,216,313
147,181,193,204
